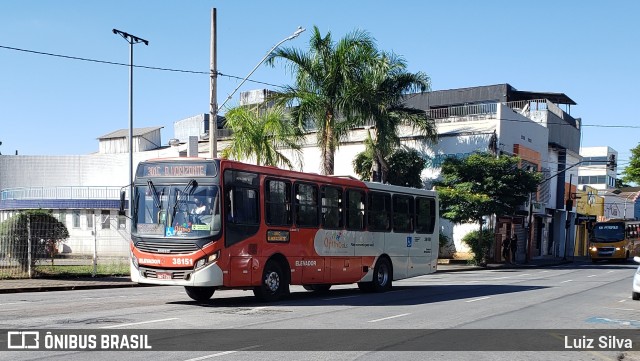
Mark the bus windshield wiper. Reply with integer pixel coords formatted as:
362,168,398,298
171,180,197,221
147,180,162,209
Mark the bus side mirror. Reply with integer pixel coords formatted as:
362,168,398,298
118,190,126,216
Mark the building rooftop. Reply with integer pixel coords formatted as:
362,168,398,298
97,126,163,140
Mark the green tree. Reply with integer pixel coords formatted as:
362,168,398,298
621,143,640,186
0,210,69,272
220,104,303,169
266,25,378,175
355,52,436,183
434,153,541,265
353,146,426,188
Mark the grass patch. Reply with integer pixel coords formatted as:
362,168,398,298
34,263,130,278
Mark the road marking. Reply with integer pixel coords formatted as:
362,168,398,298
100,317,179,329
587,275,597,278
560,280,573,283
182,345,261,360
518,274,530,277
0,302,27,306
540,270,549,273
466,296,491,303
492,276,510,280
465,280,480,283
236,307,267,314
605,307,636,312
619,299,628,303
368,313,411,323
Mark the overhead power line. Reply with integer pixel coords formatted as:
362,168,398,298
2,44,640,129
0,44,284,88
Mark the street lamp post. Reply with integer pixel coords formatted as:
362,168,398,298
209,26,305,158
113,29,148,219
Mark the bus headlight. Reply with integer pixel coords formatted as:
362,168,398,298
131,252,139,269
195,251,220,270
590,247,598,252
615,247,621,251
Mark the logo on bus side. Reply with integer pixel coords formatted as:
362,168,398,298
295,260,317,267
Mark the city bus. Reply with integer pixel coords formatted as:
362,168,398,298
589,219,640,262
121,158,439,302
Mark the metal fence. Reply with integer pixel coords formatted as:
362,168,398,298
0,210,130,279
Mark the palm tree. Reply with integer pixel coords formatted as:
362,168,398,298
356,52,437,183
266,25,378,175
220,105,303,170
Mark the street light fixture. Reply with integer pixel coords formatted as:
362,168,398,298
209,26,305,158
113,28,148,219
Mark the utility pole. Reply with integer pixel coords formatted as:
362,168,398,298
113,29,148,219
209,8,218,159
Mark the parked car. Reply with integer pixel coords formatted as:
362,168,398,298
633,256,640,301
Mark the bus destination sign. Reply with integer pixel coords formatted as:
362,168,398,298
139,163,217,178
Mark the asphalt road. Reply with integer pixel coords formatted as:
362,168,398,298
1,262,639,361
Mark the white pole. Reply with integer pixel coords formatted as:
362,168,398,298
93,213,97,277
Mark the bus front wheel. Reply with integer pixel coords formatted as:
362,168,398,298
254,260,288,302
184,286,215,302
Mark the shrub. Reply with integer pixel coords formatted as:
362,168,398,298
461,228,494,266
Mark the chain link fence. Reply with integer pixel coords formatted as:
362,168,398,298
0,209,130,279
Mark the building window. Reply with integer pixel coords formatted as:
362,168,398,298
72,210,80,229
118,214,126,229
58,211,66,226
86,211,93,229
101,210,110,229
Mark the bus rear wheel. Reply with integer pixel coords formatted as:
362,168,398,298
633,292,640,301
253,260,288,302
184,286,215,302
303,284,331,292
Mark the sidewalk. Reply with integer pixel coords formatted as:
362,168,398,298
436,256,578,272
0,257,580,294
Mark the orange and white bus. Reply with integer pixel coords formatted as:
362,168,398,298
122,158,439,302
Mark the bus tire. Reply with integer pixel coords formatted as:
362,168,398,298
633,292,640,301
303,284,331,292
372,257,392,292
253,260,287,302
184,286,215,302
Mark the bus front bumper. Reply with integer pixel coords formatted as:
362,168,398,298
130,260,224,287
589,246,626,259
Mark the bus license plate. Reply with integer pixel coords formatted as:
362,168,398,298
157,272,171,280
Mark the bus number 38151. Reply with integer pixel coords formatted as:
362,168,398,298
172,258,193,266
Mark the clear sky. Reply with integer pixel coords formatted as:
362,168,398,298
1,1,638,172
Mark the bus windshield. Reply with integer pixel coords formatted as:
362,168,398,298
592,223,624,242
132,182,221,238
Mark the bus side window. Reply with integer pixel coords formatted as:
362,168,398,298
346,189,365,231
265,179,292,226
368,192,391,232
416,197,436,234
295,183,319,227
321,186,343,229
